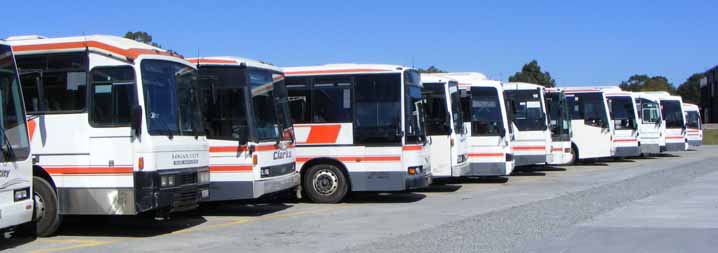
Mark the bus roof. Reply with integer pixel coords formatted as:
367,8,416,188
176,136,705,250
559,87,605,94
638,91,683,101
420,73,456,84
284,63,408,76
441,72,488,80
5,34,186,63
188,56,282,73
441,72,501,89
684,103,699,111
503,82,544,90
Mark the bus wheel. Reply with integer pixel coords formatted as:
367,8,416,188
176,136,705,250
304,164,348,203
34,176,61,237
569,146,578,165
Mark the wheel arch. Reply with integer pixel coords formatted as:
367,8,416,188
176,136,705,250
33,165,57,192
299,157,352,190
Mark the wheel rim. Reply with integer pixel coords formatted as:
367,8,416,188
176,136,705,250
312,168,339,196
34,191,46,221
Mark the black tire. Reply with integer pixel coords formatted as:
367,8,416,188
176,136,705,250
569,145,578,165
302,164,348,203
33,176,61,237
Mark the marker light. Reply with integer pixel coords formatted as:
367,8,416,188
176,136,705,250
138,157,145,170
450,138,455,147
408,167,417,175
252,154,258,165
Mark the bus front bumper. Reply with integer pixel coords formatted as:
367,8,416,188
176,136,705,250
135,167,210,214
207,172,300,201
460,162,510,176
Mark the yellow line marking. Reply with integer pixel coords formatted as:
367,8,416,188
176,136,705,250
30,239,122,253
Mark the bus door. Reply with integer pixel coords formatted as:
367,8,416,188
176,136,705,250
422,83,451,177
568,93,612,158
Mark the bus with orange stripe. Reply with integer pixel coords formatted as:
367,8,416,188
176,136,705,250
684,103,702,147
561,87,615,161
190,57,299,201
503,82,551,166
8,35,210,236
602,87,641,157
0,41,35,235
446,72,515,177
634,92,664,155
284,64,432,203
640,91,688,152
544,88,574,164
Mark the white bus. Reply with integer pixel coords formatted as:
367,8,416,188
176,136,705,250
0,41,34,234
420,74,469,178
634,93,664,154
9,35,210,236
190,57,299,201
544,88,574,164
503,82,551,166
562,88,615,161
284,64,432,203
447,73,514,176
642,92,687,152
683,103,702,147
603,88,641,157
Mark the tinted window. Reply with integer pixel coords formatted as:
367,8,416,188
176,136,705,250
504,89,547,131
0,45,30,161
249,69,280,141
449,83,464,133
640,99,661,124
686,111,701,129
608,96,636,130
354,74,401,145
661,100,684,129
311,77,352,123
286,77,310,124
470,87,505,136
90,67,136,126
568,92,609,128
17,53,87,113
141,60,203,136
423,83,450,135
545,92,570,136
404,71,426,144
197,66,250,142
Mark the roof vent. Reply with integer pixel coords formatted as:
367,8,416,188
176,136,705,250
5,35,48,41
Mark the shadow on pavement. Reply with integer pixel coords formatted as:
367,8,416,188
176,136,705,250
53,214,208,237
605,158,636,163
1,234,37,251
345,192,426,204
530,166,567,172
414,184,463,193
657,153,681,158
511,170,547,177
196,202,293,217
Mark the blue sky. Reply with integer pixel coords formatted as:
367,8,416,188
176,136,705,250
4,0,716,86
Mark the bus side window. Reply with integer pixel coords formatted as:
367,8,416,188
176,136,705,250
286,78,310,124
354,74,401,145
89,66,136,127
16,53,88,114
311,77,352,123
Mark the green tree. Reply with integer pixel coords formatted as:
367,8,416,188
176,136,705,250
676,73,703,104
508,60,556,87
619,74,675,93
124,31,162,48
418,65,447,73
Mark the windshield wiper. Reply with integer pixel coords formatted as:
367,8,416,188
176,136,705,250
0,126,16,160
150,112,174,139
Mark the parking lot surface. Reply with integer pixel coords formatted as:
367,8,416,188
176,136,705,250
3,146,717,253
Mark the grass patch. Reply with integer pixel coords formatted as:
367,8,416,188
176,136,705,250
704,129,718,145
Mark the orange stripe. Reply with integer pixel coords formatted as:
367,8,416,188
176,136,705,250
512,146,546,151
468,153,504,157
12,41,180,60
286,68,391,76
210,165,253,172
304,124,341,144
189,58,238,64
46,166,133,175
613,139,638,142
666,136,684,140
551,148,563,152
402,145,423,151
296,156,401,163
209,144,289,153
27,119,36,142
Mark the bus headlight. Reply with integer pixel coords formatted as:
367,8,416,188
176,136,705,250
198,171,210,184
14,187,30,202
161,175,176,187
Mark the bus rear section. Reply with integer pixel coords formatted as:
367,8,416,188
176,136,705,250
9,35,210,236
448,73,514,176
0,42,34,234
284,64,432,203
563,88,614,161
544,88,574,165
634,93,663,155
503,82,551,167
605,91,641,157
643,92,687,152
420,74,468,178
684,103,702,147
192,57,299,201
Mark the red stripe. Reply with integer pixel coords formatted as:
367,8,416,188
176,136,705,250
402,145,423,151
188,58,238,64
512,146,546,151
551,148,563,152
468,153,504,157
210,144,290,153
613,139,638,142
666,136,684,140
210,165,253,172
286,68,391,76
297,156,401,163
12,41,180,60
46,166,133,175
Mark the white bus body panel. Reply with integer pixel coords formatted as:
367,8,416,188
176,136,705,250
604,91,641,157
634,93,663,154
562,89,615,160
642,92,687,152
684,103,702,147
504,82,551,166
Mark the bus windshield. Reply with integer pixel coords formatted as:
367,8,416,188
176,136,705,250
505,89,546,131
545,92,570,137
660,100,684,129
608,96,637,130
470,87,505,136
0,45,30,161
640,99,661,124
404,71,426,144
448,83,464,134
141,60,204,136
423,83,450,135
686,111,701,129
249,69,282,141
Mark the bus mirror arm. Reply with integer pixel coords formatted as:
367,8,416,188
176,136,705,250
131,106,143,137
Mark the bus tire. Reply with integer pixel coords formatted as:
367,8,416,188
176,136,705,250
569,144,578,165
303,164,348,203
33,176,61,237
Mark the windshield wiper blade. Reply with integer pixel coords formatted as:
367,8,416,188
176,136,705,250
151,112,174,139
0,126,16,160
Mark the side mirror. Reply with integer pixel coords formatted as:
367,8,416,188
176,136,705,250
498,125,506,137
131,105,143,137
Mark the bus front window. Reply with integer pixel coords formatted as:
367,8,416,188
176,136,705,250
470,87,505,136
608,96,637,130
141,60,204,137
686,111,701,129
0,45,30,161
661,100,684,129
505,89,546,131
249,69,280,141
641,100,661,124
197,67,250,143
404,71,425,144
